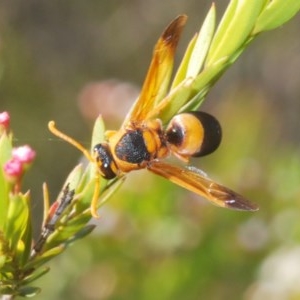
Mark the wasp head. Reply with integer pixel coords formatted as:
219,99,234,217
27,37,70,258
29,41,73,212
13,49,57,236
93,143,118,179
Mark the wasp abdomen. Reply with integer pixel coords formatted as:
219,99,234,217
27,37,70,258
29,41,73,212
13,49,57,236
166,111,222,157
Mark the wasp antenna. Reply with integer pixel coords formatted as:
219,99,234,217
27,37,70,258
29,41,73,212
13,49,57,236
48,121,94,163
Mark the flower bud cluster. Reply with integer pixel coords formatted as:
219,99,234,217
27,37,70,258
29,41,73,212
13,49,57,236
1,112,36,189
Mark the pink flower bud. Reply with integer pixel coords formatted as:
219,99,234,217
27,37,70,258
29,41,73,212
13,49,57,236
0,111,10,133
3,158,23,183
12,145,36,164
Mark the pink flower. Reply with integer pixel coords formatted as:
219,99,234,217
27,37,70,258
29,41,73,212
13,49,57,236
3,145,36,187
3,158,23,183
12,145,36,164
0,111,10,133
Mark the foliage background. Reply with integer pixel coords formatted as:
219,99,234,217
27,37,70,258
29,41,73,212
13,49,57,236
0,0,300,299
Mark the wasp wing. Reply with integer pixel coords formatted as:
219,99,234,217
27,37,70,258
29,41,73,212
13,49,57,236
148,161,258,211
122,15,187,126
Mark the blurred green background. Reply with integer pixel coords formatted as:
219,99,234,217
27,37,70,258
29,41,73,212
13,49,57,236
1,1,300,299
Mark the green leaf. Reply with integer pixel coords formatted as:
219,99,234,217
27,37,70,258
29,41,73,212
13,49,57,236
97,176,125,207
253,0,300,34
74,178,96,211
186,4,216,78
90,114,105,153
64,224,96,245
0,246,14,273
62,164,83,192
192,56,228,94
4,193,30,253
75,169,89,195
155,78,194,124
0,253,6,269
0,287,15,296
41,207,93,250
24,245,65,271
0,132,12,166
21,267,50,286
171,34,197,89
48,213,91,245
177,87,208,114
89,115,106,186
0,168,9,230
0,133,12,230
157,56,227,123
171,4,215,88
206,0,266,65
18,286,41,297
18,206,33,267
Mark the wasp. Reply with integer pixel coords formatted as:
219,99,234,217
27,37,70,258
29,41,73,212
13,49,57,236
49,15,258,217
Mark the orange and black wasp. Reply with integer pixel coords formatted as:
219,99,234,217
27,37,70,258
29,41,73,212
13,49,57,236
49,15,258,217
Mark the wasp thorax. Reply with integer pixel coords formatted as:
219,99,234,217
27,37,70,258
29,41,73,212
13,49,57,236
166,111,222,157
93,143,118,179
